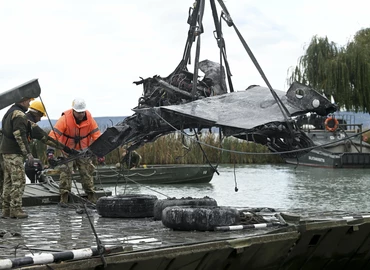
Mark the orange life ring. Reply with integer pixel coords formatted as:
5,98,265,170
325,117,339,132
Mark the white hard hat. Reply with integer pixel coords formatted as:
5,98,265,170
72,98,87,112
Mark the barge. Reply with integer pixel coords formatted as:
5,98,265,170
1,206,370,269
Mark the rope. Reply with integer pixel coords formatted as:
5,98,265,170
153,110,370,156
65,167,106,267
213,0,299,152
38,97,107,267
153,109,370,155
95,164,171,199
113,170,171,198
233,163,238,192
97,171,157,178
194,132,219,175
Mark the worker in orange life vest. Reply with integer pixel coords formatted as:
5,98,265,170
48,98,103,206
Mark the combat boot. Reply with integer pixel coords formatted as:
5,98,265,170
87,192,97,204
58,192,69,208
10,208,28,219
1,208,10,219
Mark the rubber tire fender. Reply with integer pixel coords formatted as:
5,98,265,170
96,194,158,218
153,196,218,220
162,206,240,231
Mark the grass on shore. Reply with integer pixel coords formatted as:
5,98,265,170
32,132,283,165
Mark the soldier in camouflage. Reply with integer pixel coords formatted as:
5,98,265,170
25,100,50,183
1,98,77,219
0,130,3,204
118,147,142,169
0,156,3,205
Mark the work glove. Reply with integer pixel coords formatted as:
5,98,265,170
46,149,55,160
63,146,80,156
48,156,68,168
26,153,34,167
97,156,105,164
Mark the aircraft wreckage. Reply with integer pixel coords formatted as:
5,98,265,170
0,0,338,165
87,65,336,160
83,0,337,161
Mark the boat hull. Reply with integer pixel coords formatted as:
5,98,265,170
45,164,216,185
284,126,370,168
284,148,370,168
1,180,111,207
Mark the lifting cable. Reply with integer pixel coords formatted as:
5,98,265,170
209,0,234,92
182,1,203,66
194,131,219,175
215,0,292,127
39,97,107,268
171,0,203,76
191,0,205,99
178,0,292,133
171,0,205,100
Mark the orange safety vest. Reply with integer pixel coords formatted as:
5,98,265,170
48,109,101,150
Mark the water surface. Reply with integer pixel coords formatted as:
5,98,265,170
100,164,370,213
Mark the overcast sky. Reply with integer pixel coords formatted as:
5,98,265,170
0,0,368,121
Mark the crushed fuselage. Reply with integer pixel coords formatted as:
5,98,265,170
88,62,337,159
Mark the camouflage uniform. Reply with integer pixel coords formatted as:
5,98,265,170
58,158,95,195
0,130,3,203
1,104,32,218
2,154,25,212
0,154,3,203
48,108,101,204
24,111,62,183
26,112,42,158
1,104,72,218
121,150,142,169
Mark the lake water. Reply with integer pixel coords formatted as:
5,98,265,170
2,163,370,259
99,164,370,214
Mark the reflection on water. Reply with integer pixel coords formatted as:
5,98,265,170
288,166,370,212
100,164,370,213
2,164,370,259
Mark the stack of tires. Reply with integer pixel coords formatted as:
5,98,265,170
153,196,218,220
161,205,240,231
96,194,158,218
154,196,240,231
96,195,241,231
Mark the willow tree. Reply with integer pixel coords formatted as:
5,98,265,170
288,28,370,113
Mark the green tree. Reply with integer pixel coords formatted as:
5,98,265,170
288,28,370,113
